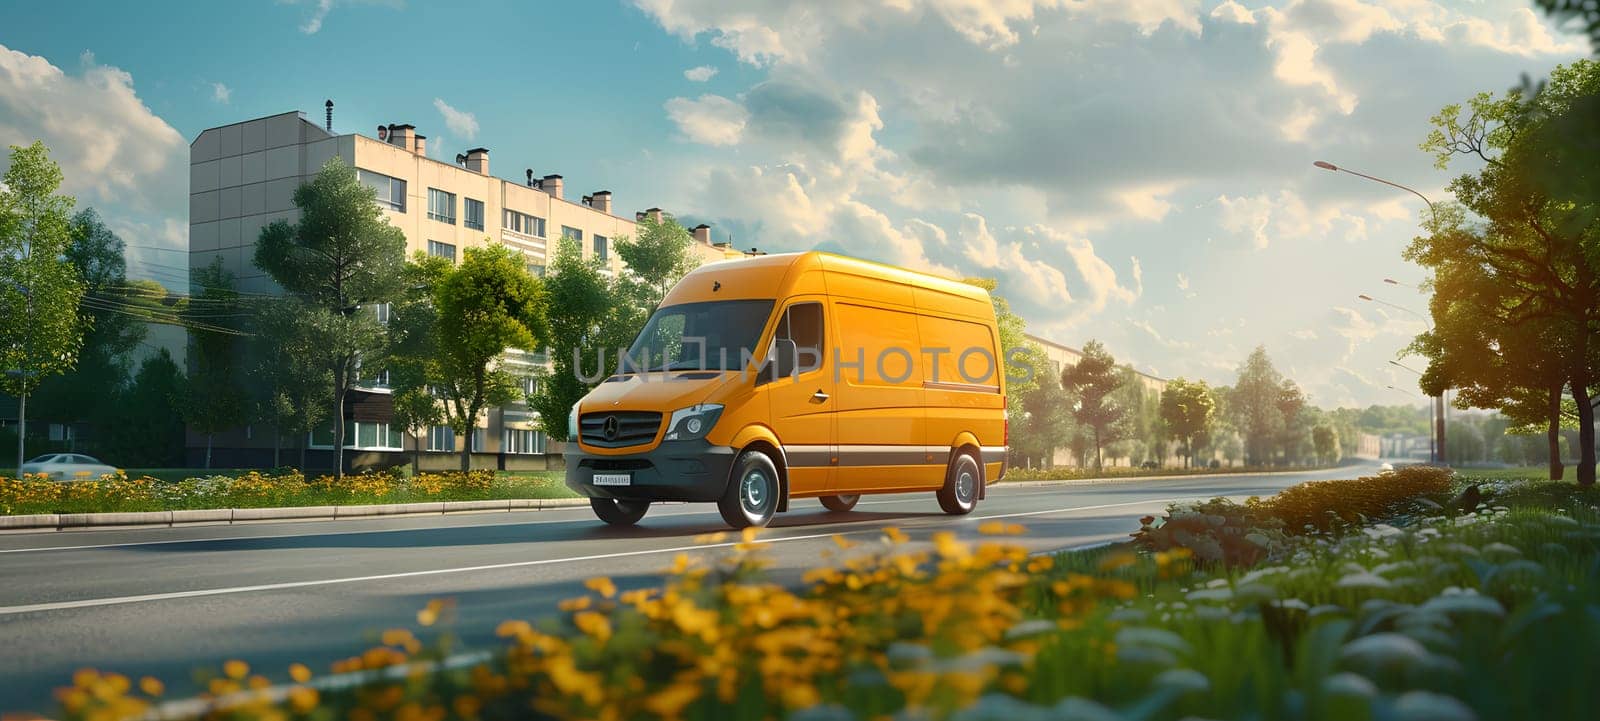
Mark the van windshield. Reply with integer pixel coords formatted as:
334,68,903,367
623,299,775,372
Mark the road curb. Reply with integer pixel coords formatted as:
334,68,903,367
0,497,591,534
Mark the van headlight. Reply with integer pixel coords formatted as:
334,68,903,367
665,404,724,441
568,407,579,439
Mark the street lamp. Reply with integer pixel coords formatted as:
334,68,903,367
1358,293,1432,329
1389,360,1440,465
1313,161,1438,220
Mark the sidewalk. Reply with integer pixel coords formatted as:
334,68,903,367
0,497,592,533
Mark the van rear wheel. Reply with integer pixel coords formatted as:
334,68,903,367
820,494,860,512
937,451,981,515
719,449,781,528
591,498,650,526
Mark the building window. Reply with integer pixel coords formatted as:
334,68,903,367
464,198,485,230
370,302,391,324
311,422,403,450
521,376,538,395
470,427,487,452
428,240,457,263
428,188,456,224
358,170,406,212
503,210,546,237
502,428,545,455
594,235,608,261
526,262,546,278
561,225,582,242
427,425,455,452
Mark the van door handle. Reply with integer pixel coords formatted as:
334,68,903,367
810,389,830,403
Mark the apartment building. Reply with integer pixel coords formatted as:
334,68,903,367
186,107,741,470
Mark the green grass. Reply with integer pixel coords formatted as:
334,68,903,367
1452,465,1561,482
998,463,1338,483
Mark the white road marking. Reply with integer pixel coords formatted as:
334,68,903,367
0,499,1170,616
0,485,1108,555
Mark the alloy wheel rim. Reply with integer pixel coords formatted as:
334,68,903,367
742,470,769,514
956,466,976,504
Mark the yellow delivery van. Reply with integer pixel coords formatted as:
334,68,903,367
565,251,1009,528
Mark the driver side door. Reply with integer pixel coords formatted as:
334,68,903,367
763,300,835,496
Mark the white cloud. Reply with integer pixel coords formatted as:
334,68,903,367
1176,273,1189,292
665,94,750,145
211,82,231,104
432,98,479,141
1215,190,1367,249
282,0,402,35
0,46,185,215
684,65,719,82
1290,328,1319,340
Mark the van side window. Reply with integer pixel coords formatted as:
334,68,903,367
774,302,824,375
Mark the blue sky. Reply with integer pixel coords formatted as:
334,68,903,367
0,0,1588,408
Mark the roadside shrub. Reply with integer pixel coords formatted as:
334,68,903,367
0,469,504,515
1131,497,1290,567
1266,465,1453,532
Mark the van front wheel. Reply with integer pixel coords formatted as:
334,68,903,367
591,498,650,526
719,449,781,528
937,451,981,515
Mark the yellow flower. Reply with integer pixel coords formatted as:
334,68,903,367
831,534,856,549
585,576,618,598
287,685,319,713
574,611,612,643
223,659,249,680
693,531,727,545
1097,551,1136,572
289,663,312,683
883,527,909,544
643,681,700,719
138,676,164,697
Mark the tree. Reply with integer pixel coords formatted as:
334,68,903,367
1276,380,1309,465
254,158,406,477
613,216,699,310
252,298,334,470
0,142,84,473
532,239,614,442
1312,424,1341,465
1232,346,1285,466
32,208,146,442
385,253,453,473
99,350,186,467
1060,340,1126,470
1413,59,1600,485
182,258,248,469
430,244,548,471
1160,378,1215,469
1014,373,1075,468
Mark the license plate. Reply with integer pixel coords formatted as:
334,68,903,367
593,473,631,486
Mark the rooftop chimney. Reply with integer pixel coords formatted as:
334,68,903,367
413,134,426,157
581,194,594,207
542,174,564,200
387,124,415,152
325,100,333,132
465,147,489,174
591,190,612,214
645,207,664,223
691,223,712,244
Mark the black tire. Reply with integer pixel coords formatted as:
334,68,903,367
820,494,860,512
590,497,650,526
718,449,781,528
937,451,981,515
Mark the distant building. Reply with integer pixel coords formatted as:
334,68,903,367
185,107,741,470
1024,333,1176,467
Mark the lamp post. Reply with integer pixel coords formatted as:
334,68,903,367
1318,160,1447,467
1389,359,1443,465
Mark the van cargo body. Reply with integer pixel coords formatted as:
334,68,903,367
565,251,1008,528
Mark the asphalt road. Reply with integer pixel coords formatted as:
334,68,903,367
0,464,1379,712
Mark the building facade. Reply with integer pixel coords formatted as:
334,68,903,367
186,108,740,470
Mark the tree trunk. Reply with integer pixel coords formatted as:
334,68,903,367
1435,393,1447,467
273,426,282,469
333,381,347,481
1093,428,1102,471
460,427,473,472
1547,385,1565,481
1572,377,1595,487
205,433,213,469
412,431,420,475
16,392,26,476
298,433,307,473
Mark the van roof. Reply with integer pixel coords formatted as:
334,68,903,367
679,250,991,304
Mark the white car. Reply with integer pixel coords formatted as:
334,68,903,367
1379,462,1395,472
19,453,120,481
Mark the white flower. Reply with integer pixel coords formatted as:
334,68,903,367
1321,672,1377,698
1004,619,1057,640
1420,594,1504,618
1115,627,1191,655
1186,588,1233,602
1336,571,1393,590
1340,633,1431,670
1152,668,1210,694
1393,690,1479,721
1481,542,1522,561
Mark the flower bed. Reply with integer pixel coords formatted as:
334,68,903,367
0,469,569,515
43,474,1600,721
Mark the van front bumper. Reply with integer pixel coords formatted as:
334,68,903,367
565,440,737,502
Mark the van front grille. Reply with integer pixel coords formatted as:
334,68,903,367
579,411,662,448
